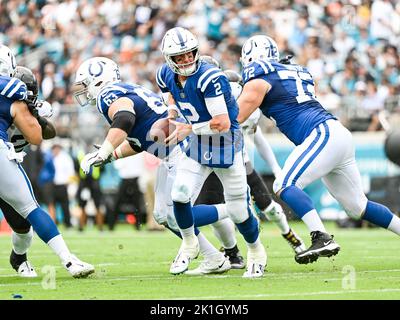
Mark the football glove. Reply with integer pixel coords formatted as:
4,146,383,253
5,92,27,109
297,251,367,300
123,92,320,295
80,151,109,174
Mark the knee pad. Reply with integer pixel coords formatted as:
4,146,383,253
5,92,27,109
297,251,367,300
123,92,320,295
342,196,368,220
171,182,191,203
226,197,250,224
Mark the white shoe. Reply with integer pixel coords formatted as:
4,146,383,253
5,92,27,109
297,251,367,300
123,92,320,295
170,238,200,275
185,254,231,276
63,254,95,278
242,245,267,278
17,261,38,278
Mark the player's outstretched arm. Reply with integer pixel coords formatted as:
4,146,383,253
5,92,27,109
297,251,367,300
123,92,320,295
81,97,136,174
237,79,271,124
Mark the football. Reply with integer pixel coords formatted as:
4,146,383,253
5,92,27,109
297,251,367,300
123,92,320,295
149,118,176,143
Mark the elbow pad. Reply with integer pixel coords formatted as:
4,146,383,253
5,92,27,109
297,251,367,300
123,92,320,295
111,111,136,134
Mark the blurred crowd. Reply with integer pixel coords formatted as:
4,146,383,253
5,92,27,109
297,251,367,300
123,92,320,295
1,0,400,132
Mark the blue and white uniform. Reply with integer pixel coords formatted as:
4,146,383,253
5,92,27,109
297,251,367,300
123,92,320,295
97,82,173,158
0,76,40,218
157,61,243,168
242,59,367,218
96,82,206,229
157,61,255,226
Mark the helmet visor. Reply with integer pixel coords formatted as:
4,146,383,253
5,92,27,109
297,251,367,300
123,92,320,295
72,81,90,107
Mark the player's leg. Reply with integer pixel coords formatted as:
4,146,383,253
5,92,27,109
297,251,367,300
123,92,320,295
322,124,400,236
0,198,37,277
214,151,267,278
273,121,341,264
245,161,305,253
193,172,245,269
0,145,94,278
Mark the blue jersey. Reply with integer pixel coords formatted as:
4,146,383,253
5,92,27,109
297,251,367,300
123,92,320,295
156,61,243,168
0,76,28,141
97,82,177,158
242,60,336,145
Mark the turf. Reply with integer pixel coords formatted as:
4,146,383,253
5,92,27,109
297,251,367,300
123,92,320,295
0,221,400,300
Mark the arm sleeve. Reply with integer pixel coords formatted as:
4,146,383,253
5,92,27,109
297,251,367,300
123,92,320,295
254,128,281,177
204,95,228,117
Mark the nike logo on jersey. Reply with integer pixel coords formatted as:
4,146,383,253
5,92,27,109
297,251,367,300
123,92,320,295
211,78,219,83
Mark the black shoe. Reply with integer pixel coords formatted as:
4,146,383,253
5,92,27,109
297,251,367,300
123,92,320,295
221,245,245,269
295,231,340,264
10,250,27,271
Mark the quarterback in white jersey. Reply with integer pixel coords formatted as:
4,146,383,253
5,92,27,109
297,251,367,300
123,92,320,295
237,35,400,264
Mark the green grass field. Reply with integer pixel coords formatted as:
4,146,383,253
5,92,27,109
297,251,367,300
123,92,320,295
1,221,400,300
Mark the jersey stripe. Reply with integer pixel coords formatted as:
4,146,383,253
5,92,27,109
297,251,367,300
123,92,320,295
197,67,219,89
156,67,166,89
7,81,23,98
1,77,17,96
200,71,225,93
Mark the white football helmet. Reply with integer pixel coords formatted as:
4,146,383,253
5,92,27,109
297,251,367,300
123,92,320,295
73,57,121,106
161,27,200,76
0,45,17,77
241,35,280,67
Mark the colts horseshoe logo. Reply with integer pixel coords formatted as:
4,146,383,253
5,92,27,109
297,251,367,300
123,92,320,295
88,61,105,77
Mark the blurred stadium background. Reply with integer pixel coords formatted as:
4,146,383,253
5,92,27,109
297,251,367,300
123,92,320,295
0,0,400,230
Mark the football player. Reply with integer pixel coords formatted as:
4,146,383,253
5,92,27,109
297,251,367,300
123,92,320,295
0,66,54,277
198,58,305,256
157,27,266,278
0,45,94,277
237,35,400,264
74,56,241,276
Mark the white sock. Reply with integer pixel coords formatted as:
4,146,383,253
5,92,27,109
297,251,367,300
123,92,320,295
47,234,71,263
211,218,237,249
180,225,195,239
197,232,221,259
263,201,290,234
247,237,262,250
302,210,326,233
12,227,33,255
388,215,400,235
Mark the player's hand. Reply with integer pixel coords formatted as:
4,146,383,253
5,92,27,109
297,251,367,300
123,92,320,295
80,151,109,174
93,144,116,165
35,100,53,118
164,119,192,145
167,109,178,120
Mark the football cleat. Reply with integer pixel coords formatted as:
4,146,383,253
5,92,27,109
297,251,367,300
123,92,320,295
221,245,245,269
295,231,340,264
185,254,231,276
282,229,306,254
63,254,95,278
170,237,199,275
242,245,267,278
17,261,38,278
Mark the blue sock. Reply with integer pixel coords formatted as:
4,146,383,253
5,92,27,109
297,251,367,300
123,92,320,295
363,200,394,228
236,214,259,244
26,207,60,243
193,205,219,227
280,186,315,218
173,201,194,229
